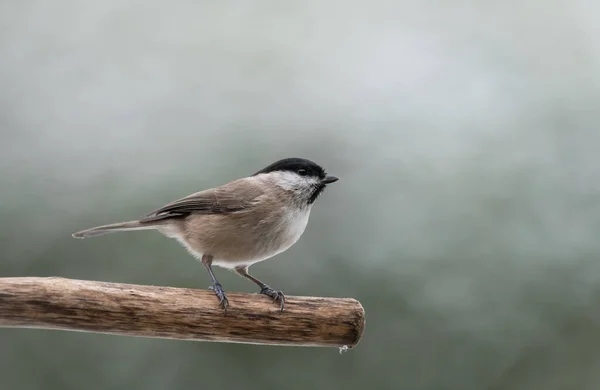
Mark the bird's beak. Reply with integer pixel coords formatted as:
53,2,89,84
322,175,339,184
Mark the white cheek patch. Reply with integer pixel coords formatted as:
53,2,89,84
270,171,319,192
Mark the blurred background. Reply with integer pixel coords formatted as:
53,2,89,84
1,0,600,389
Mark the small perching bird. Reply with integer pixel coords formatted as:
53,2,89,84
72,158,339,312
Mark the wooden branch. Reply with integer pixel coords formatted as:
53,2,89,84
0,277,365,348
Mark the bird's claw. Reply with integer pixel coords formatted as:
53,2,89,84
260,286,285,312
209,283,229,313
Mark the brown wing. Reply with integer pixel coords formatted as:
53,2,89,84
139,179,264,223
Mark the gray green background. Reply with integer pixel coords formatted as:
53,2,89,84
2,1,600,389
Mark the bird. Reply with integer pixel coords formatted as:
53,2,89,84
72,157,339,313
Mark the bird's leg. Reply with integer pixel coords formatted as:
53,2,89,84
234,266,285,312
201,254,228,312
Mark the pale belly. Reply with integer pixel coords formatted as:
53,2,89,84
168,207,312,268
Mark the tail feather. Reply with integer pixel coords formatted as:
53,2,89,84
72,220,160,239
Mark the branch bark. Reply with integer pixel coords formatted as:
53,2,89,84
0,277,365,348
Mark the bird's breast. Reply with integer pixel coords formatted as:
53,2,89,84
181,206,312,268
275,207,311,250
238,206,311,265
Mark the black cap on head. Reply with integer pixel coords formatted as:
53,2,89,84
254,158,327,179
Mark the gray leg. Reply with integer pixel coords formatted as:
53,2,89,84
201,254,228,312
234,266,285,312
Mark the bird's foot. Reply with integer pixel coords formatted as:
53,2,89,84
208,283,229,313
260,286,285,312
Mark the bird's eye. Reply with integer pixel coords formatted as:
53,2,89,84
297,169,307,176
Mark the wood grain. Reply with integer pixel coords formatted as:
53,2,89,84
0,277,365,348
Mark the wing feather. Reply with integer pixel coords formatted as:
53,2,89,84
139,179,264,223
